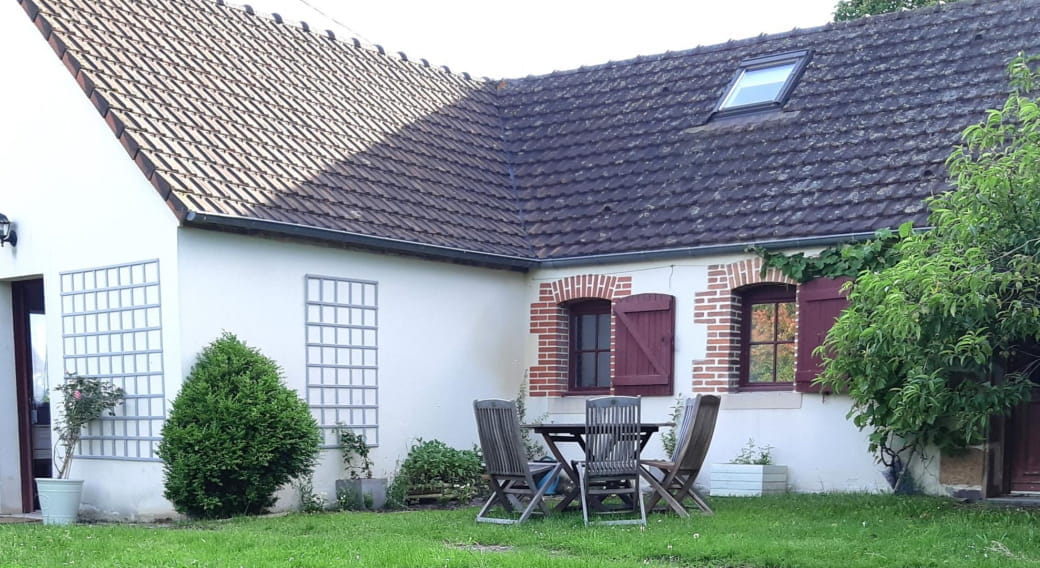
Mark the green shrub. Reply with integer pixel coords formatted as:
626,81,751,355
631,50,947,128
395,439,484,502
294,477,325,513
384,472,409,510
157,333,321,519
660,396,685,458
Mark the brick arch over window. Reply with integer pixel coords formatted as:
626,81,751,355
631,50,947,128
528,275,632,397
692,258,796,393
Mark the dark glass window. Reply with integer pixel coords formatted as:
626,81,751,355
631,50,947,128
721,63,798,109
740,285,797,388
569,300,611,391
715,50,810,115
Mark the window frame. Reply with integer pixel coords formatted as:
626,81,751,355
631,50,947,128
738,284,797,391
714,50,811,117
567,299,613,394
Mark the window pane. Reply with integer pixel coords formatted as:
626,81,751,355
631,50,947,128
722,62,796,108
750,303,776,342
776,343,796,383
579,353,597,387
579,315,597,350
597,314,610,349
597,352,611,387
777,302,797,341
748,345,775,383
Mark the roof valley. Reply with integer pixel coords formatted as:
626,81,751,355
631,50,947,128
18,0,1040,264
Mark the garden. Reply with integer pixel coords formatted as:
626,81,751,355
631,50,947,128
18,332,1040,567
3,494,1040,567
12,56,1040,564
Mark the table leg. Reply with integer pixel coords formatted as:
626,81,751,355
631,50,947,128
539,432,583,512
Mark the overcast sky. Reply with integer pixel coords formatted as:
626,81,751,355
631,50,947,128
245,0,839,78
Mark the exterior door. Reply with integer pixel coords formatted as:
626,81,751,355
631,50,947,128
12,278,46,512
1008,387,1040,492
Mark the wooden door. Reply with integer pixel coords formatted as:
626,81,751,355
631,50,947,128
1008,388,1040,492
12,279,45,512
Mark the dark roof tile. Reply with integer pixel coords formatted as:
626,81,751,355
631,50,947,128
501,3,1039,257
19,0,1040,262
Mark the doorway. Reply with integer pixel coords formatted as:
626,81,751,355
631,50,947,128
12,278,47,512
1007,387,1040,493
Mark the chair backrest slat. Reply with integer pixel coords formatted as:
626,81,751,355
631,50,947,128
474,399,529,476
671,397,700,460
585,396,641,476
673,394,720,472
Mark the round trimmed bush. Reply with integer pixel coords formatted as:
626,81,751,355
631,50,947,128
158,333,320,518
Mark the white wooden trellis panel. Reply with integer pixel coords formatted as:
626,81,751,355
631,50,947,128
304,275,379,447
60,259,165,461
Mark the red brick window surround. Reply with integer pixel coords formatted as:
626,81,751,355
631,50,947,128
528,275,632,397
692,258,796,394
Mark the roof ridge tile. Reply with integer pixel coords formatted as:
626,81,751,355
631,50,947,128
500,0,1012,82
216,0,487,83
19,0,1039,263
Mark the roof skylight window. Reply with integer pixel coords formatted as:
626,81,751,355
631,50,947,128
715,50,810,115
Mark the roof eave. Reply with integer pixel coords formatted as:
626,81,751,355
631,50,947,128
182,212,538,272
183,212,898,270
535,231,883,269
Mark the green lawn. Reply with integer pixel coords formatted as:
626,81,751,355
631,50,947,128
2,494,1039,567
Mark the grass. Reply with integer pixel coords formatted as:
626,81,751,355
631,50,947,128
2,494,1040,567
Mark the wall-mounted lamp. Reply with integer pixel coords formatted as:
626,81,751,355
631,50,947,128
0,213,18,247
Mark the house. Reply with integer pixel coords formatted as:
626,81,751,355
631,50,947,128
1,0,1037,520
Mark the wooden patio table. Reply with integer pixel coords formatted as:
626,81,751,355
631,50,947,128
522,422,670,512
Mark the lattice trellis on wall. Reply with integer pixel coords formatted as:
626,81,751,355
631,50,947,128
60,260,165,461
304,276,379,447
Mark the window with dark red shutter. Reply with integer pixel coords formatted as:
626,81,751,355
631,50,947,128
613,293,676,396
794,277,852,393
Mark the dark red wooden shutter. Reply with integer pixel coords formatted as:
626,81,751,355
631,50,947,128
613,293,675,396
795,277,851,393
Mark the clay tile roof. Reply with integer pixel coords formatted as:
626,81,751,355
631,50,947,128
19,0,531,261
16,0,1040,265
498,0,1040,259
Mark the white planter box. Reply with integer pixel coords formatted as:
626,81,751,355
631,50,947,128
335,478,388,510
710,464,788,496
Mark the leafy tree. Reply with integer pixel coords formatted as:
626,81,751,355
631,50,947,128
833,0,955,22
817,55,1040,481
158,333,321,518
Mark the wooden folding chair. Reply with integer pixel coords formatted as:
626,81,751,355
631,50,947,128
577,395,646,526
640,394,720,516
473,399,563,524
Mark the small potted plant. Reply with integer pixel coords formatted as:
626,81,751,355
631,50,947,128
37,373,124,524
710,438,787,496
334,428,387,510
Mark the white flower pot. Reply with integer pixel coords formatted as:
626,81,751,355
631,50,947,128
35,478,84,525
709,464,787,496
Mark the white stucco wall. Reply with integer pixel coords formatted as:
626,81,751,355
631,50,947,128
0,285,18,511
0,0,888,520
525,256,889,494
176,230,528,510
0,2,182,517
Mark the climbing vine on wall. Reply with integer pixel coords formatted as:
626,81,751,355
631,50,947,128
751,223,910,283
